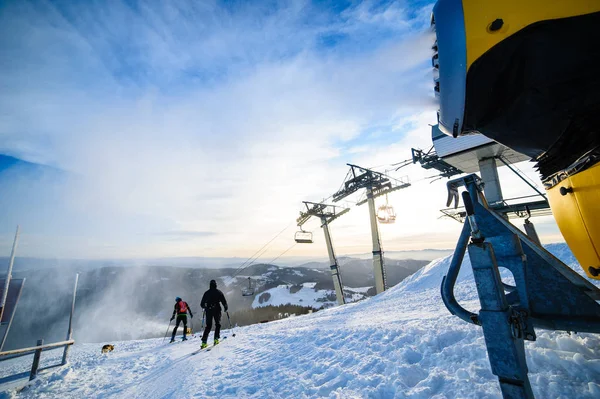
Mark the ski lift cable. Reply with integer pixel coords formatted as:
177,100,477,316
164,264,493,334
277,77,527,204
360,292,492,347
240,241,298,275
232,241,281,278
231,221,295,278
232,214,315,278
232,247,272,279
265,242,298,267
383,171,410,186
367,162,400,172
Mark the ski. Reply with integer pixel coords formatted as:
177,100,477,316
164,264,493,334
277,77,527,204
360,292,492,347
192,336,228,353
206,335,228,351
166,336,194,345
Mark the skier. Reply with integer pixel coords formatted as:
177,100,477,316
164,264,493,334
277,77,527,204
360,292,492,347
170,297,193,343
200,279,228,349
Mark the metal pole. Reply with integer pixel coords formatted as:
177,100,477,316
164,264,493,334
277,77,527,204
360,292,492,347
497,156,547,201
226,311,236,337
162,320,172,343
321,217,345,305
61,274,79,365
30,339,43,381
0,226,20,324
523,219,542,246
0,278,25,352
366,187,386,294
441,223,480,325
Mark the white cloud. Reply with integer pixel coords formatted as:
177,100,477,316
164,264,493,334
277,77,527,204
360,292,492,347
1,1,561,260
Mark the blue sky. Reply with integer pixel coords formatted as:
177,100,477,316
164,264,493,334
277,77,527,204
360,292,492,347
0,0,561,259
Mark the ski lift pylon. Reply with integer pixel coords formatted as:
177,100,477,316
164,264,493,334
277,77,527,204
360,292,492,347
377,194,396,224
294,230,313,244
242,277,255,297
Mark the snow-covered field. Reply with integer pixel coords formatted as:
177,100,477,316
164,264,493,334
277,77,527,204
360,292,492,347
252,282,337,309
1,244,599,398
251,283,370,309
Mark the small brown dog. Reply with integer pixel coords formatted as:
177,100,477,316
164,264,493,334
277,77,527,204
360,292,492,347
101,344,114,353
186,328,192,335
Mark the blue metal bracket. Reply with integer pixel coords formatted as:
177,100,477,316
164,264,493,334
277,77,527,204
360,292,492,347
441,174,600,399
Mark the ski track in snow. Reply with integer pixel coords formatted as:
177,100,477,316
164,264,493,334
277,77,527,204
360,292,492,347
1,244,599,398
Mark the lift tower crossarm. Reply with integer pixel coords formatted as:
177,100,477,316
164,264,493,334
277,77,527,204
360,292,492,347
296,201,349,306
297,201,349,227
332,164,393,202
356,183,411,207
330,164,411,295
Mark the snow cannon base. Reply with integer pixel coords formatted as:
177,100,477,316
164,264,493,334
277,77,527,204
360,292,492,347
441,174,600,399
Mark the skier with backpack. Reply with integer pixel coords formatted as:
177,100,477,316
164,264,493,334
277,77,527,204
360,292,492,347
170,297,193,343
200,280,228,349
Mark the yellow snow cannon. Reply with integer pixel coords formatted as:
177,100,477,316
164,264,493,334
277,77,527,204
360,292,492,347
431,0,600,279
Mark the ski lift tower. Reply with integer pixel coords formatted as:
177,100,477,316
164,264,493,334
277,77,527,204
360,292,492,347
412,125,551,238
296,201,349,305
332,164,411,294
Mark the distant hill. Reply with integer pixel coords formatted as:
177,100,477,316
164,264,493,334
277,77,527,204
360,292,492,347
2,256,428,350
0,248,448,272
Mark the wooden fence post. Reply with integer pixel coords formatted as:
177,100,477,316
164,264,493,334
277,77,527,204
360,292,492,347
61,274,79,366
29,339,43,381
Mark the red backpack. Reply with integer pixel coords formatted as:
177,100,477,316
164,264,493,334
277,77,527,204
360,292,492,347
178,301,188,314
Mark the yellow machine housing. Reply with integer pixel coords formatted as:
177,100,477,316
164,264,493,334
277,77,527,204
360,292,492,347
432,0,600,279
461,0,600,69
547,161,600,279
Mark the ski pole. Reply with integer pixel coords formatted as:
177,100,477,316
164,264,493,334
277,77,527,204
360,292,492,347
201,310,205,329
226,311,236,337
162,319,172,343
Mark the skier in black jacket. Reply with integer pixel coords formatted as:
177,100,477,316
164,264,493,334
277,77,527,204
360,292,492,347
170,297,193,343
200,280,228,348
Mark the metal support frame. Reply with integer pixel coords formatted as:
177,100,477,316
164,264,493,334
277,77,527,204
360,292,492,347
478,158,503,204
0,272,78,389
366,186,386,293
0,278,25,352
332,164,410,294
62,274,79,365
497,156,547,202
441,174,600,399
321,216,345,305
523,220,541,246
297,201,349,305
410,147,463,178
0,226,20,324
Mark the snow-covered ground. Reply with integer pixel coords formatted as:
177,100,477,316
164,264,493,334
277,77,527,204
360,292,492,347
252,282,337,309
251,283,370,309
1,244,599,398
219,276,238,287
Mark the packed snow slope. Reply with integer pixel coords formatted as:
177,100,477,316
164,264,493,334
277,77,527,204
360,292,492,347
1,243,599,399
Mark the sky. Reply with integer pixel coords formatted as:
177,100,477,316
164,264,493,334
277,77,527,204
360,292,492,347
0,0,563,260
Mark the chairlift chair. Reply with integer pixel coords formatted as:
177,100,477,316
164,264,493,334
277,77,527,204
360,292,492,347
377,194,396,224
294,230,313,244
377,205,397,223
242,277,255,297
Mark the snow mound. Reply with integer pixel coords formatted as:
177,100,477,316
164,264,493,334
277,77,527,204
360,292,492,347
1,243,598,398
399,242,599,297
